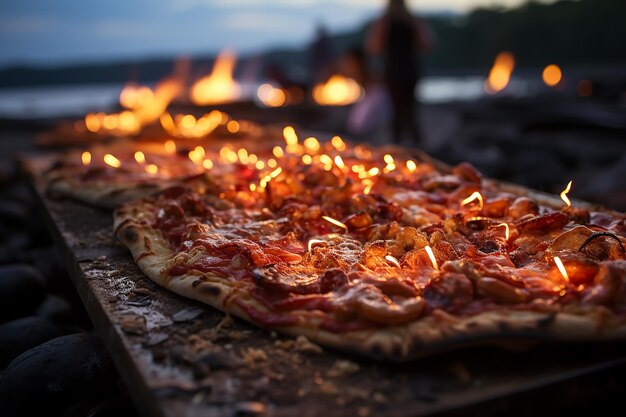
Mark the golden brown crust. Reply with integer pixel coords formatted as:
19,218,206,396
114,200,626,360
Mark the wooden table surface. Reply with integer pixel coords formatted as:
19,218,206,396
30,171,626,417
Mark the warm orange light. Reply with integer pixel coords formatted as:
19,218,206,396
322,216,348,233
227,120,240,133
543,65,562,87
164,140,176,155
145,164,158,175
385,255,401,268
425,246,438,270
267,159,277,168
161,111,222,139
554,256,569,282
302,155,312,165
134,151,146,164
255,160,265,170
283,126,298,153
485,52,515,94
190,50,241,105
272,146,284,158
202,159,214,170
188,146,205,165
119,84,154,110
128,77,183,132
497,223,510,240
312,75,363,106
362,179,374,195
303,137,321,153
257,83,287,107
331,136,347,151
461,192,484,210
334,155,347,171
560,180,573,208
269,167,283,179
85,114,101,133
103,154,121,168
81,151,91,166
406,160,417,172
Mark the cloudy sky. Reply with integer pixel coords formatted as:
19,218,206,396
0,0,541,67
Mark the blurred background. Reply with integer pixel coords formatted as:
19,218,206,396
1,0,625,209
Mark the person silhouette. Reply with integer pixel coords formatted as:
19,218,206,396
366,0,433,146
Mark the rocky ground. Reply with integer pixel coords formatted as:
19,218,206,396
0,154,141,416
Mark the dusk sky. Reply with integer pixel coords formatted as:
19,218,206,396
0,0,551,67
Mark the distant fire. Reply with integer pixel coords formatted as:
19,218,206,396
191,50,241,106
84,77,183,136
312,75,363,106
484,52,515,94
543,64,563,87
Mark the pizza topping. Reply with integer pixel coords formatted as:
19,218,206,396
123,139,626,332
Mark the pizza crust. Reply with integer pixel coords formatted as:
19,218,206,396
114,201,626,360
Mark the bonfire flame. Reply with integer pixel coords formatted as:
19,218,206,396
313,75,363,106
191,50,241,105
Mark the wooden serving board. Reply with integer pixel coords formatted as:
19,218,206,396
23,154,626,417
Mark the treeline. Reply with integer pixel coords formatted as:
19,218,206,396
425,0,626,70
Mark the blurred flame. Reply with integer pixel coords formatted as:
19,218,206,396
257,83,287,107
461,192,484,210
161,110,223,139
164,140,177,155
484,52,515,94
406,160,417,172
312,75,363,106
227,120,240,133
543,64,562,87
85,77,182,136
560,180,573,208
425,246,438,270
145,164,158,175
303,137,321,153
322,216,348,233
103,154,121,168
119,84,155,110
191,50,241,105
554,256,569,282
81,151,91,166
272,146,284,158
134,151,145,164
331,136,346,151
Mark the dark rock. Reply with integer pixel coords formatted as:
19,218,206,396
0,333,118,417
0,200,28,226
35,294,73,324
0,264,46,322
0,316,64,366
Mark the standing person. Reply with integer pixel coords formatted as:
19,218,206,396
366,0,432,146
